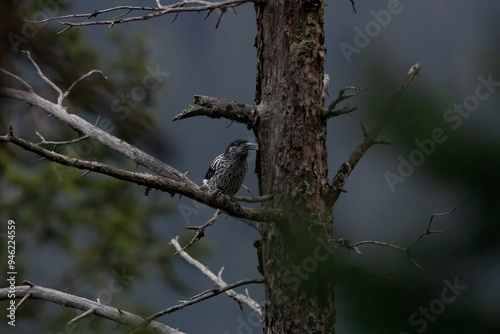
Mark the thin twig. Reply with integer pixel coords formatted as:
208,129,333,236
23,50,63,100
171,238,263,314
406,208,456,252
132,239,264,333
330,63,421,205
335,208,456,271
0,68,34,92
35,131,90,146
15,291,32,310
61,70,108,104
174,209,222,255
28,1,252,29
233,217,260,230
67,308,95,324
325,104,357,119
132,278,264,333
324,86,364,119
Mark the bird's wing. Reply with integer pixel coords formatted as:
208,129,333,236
204,154,223,180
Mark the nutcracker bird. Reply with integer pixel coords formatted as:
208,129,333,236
200,139,258,196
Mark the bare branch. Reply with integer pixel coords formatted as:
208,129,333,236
330,62,421,205
130,237,264,332
4,54,188,182
334,208,455,270
61,70,108,104
67,308,95,324
171,237,263,315
175,209,223,255
173,195,273,254
324,104,357,119
36,131,90,146
324,86,364,120
233,216,260,230
0,128,280,222
0,68,34,92
173,95,257,127
132,275,263,333
28,1,253,29
24,51,63,101
406,208,456,252
0,87,193,185
0,281,184,334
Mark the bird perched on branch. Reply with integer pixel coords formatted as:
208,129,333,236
200,139,258,196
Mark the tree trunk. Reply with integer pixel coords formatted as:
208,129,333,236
254,0,335,332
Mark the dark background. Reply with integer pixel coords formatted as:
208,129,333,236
1,0,499,333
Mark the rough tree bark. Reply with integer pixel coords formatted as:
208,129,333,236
254,1,335,332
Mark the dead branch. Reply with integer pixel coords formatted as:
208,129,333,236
2,53,194,185
175,194,271,253
175,209,223,255
36,131,90,146
0,85,193,183
333,208,455,270
0,68,33,92
131,238,264,332
171,237,263,315
0,281,184,334
132,277,263,333
324,104,357,119
0,128,280,222
330,62,421,205
324,86,364,120
173,95,257,127
28,0,253,30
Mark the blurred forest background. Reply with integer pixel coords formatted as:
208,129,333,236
1,0,499,333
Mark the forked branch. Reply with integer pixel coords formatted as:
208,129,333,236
28,0,253,31
323,86,363,120
330,62,421,205
131,238,264,333
333,208,455,270
175,209,223,255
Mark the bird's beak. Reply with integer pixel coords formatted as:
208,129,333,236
246,142,258,150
